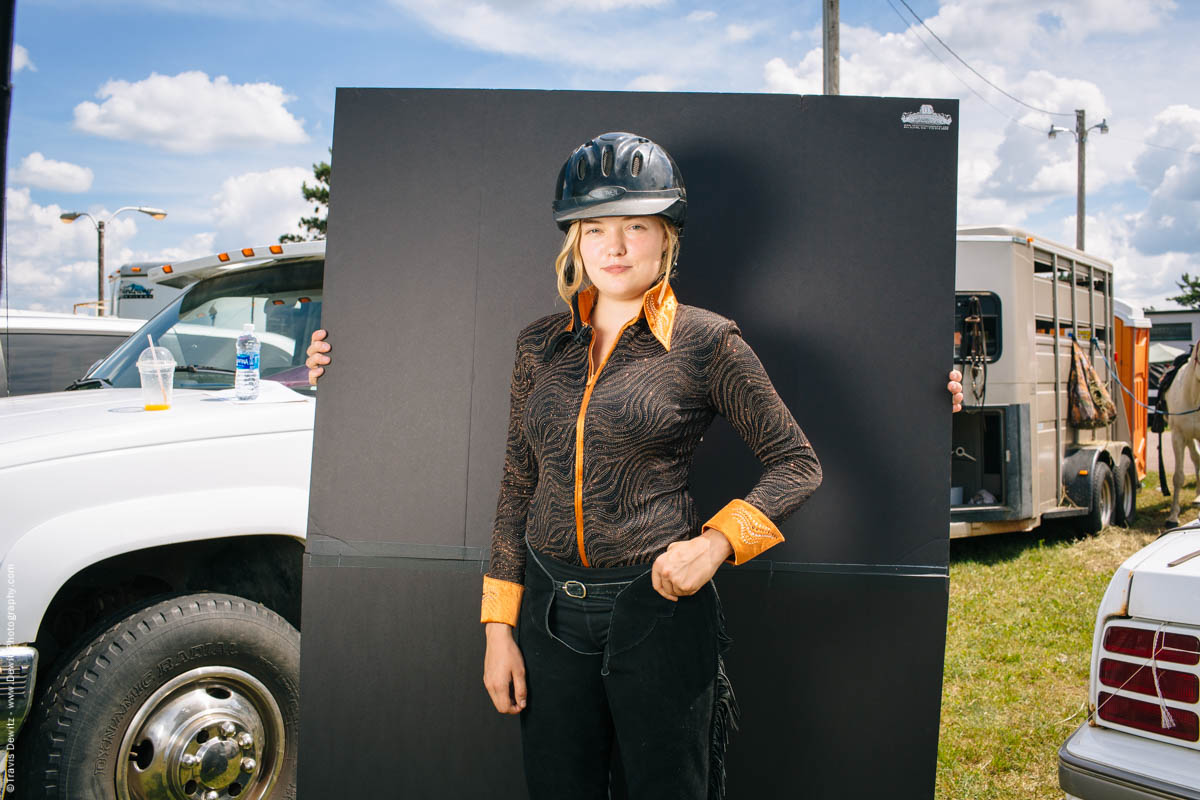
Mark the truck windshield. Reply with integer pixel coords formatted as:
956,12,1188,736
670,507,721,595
84,259,324,395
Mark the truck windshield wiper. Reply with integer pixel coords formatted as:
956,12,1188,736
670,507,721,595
175,365,235,374
64,377,113,391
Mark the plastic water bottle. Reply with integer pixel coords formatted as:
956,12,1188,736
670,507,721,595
235,323,261,401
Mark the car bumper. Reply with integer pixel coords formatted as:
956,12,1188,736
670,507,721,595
1060,722,1200,800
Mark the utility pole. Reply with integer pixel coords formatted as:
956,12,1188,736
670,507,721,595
823,0,839,95
1075,109,1086,251
1049,110,1108,252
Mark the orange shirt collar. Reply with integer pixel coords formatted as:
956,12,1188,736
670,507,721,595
566,279,677,351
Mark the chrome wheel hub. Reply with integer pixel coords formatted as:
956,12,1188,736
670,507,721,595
116,667,285,800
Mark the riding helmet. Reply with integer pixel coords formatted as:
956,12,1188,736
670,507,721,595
552,132,687,231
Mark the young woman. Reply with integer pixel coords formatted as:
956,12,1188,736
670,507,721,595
305,132,954,797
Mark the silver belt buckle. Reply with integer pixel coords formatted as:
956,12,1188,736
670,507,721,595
562,580,587,599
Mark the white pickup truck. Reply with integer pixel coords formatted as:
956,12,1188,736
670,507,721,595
1060,525,1200,799
0,241,324,800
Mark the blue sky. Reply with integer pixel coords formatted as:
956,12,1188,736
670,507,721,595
5,0,1199,312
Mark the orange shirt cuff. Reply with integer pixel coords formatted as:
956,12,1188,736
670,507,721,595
703,499,785,565
481,575,524,626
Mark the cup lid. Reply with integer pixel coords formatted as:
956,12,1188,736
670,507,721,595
137,346,175,366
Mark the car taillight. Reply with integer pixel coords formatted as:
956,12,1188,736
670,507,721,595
1104,625,1200,665
1097,691,1199,741
1100,658,1199,703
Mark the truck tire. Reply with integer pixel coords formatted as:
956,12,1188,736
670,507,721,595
1081,461,1116,535
17,593,299,800
1114,454,1138,527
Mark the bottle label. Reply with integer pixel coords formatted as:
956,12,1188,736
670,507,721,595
236,352,260,370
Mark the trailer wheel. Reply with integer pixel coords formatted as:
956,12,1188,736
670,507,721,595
1081,461,1116,534
1114,455,1138,527
17,592,299,800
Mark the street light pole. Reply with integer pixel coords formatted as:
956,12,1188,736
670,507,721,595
59,206,167,316
1076,109,1086,251
1049,110,1107,251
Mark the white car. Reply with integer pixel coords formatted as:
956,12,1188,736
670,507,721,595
0,241,323,800
0,310,145,396
1059,524,1200,799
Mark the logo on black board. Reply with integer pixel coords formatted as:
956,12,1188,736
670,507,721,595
901,104,953,130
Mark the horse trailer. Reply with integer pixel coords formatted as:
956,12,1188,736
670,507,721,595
951,226,1138,538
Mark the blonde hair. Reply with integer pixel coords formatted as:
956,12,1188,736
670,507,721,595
555,217,680,306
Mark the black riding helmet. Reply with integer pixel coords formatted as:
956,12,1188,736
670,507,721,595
552,132,686,231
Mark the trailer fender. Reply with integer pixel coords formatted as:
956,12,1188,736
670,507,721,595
1062,446,1111,509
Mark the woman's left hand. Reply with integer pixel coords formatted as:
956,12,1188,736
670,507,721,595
651,528,734,601
948,369,963,413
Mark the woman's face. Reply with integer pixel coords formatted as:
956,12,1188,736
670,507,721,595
578,216,666,303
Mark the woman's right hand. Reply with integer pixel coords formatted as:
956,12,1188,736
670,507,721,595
305,329,331,385
483,622,527,714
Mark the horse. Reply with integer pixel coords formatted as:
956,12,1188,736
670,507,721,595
1164,339,1200,526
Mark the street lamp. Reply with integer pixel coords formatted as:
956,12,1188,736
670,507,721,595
1048,109,1108,251
59,206,167,316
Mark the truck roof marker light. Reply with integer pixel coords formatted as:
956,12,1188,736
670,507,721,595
242,248,255,257
218,253,230,263
298,297,311,303
271,299,285,305
269,245,283,254
1027,236,1035,244
131,266,142,273
162,265,173,274
1080,469,1089,476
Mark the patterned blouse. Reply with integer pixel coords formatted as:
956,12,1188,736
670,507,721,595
481,278,823,625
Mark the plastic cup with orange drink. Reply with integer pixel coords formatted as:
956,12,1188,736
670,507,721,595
137,341,175,411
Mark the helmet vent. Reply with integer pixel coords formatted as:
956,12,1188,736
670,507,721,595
576,158,587,180
631,152,643,177
601,146,613,176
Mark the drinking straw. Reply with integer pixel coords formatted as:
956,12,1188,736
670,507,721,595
147,333,169,406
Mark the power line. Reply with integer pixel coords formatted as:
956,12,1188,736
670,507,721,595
885,1,1199,158
1108,133,1195,156
893,0,1075,118
884,0,1047,134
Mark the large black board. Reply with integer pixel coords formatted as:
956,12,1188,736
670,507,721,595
301,89,957,798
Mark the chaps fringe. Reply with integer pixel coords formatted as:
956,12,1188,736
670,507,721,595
708,593,740,800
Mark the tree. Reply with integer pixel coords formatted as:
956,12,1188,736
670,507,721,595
1169,273,1200,309
281,149,330,243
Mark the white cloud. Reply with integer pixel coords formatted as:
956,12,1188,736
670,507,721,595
1,162,313,312
210,166,313,245
626,73,683,92
11,152,94,193
725,23,753,43
686,10,715,22
3,188,143,312
13,44,34,73
1129,105,1200,256
73,71,308,153
387,0,749,81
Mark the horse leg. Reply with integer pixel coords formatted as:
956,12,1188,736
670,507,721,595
1169,427,1186,526
1189,436,1200,505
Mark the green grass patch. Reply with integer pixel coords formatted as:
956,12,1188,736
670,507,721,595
936,470,1192,799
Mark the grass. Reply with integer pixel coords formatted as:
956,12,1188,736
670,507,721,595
935,470,1193,799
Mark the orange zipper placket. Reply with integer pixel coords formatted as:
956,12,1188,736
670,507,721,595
573,317,639,566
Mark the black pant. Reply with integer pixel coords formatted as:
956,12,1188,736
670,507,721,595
518,548,737,800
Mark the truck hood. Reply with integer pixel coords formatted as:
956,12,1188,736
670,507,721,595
1127,525,1200,625
0,382,314,471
